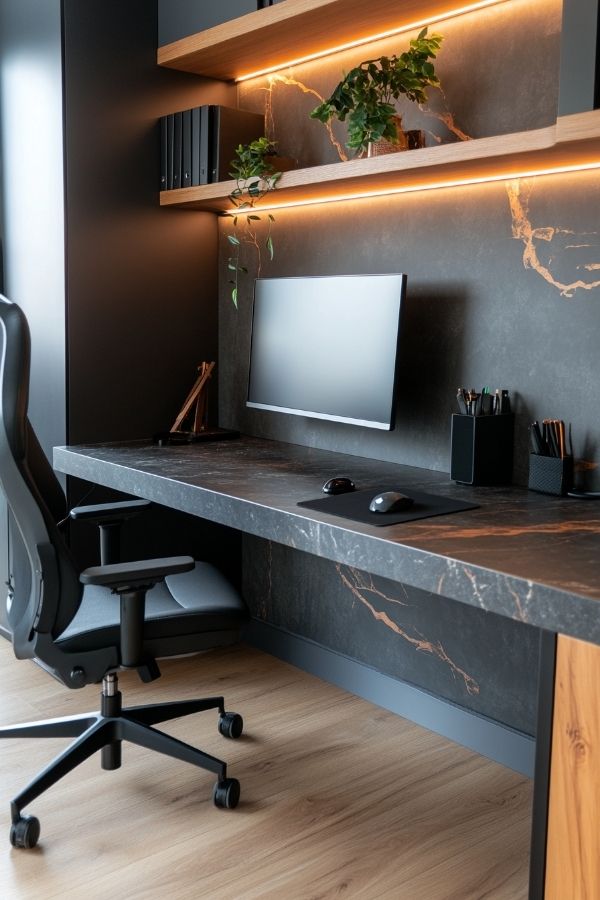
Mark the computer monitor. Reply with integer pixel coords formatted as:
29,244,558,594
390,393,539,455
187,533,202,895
246,273,406,430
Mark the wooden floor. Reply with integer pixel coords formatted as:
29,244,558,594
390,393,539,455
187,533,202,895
0,640,532,899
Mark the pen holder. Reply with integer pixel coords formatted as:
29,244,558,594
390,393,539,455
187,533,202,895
528,454,573,496
450,414,514,485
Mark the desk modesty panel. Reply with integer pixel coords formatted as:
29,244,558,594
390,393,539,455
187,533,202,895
54,436,600,644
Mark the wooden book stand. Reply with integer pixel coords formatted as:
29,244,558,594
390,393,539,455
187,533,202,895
170,361,215,436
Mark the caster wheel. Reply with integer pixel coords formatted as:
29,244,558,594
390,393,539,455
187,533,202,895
213,778,240,809
10,815,40,849
218,711,243,739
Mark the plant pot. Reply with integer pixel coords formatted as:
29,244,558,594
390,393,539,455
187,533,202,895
367,115,425,157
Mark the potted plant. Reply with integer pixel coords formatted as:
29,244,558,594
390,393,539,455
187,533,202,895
226,137,282,307
310,28,443,158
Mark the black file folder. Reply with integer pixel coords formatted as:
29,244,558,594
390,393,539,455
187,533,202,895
160,116,167,191
182,109,192,188
172,111,182,189
191,107,201,186
166,114,175,190
200,105,210,184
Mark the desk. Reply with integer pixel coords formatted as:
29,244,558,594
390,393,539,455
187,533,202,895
54,435,600,898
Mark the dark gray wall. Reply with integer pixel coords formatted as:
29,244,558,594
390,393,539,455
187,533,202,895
158,0,258,46
558,0,600,113
214,0,600,736
63,0,235,445
226,0,574,487
157,0,287,45
61,0,241,573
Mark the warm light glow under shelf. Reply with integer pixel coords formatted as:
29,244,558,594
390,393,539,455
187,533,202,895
223,161,600,215
236,0,512,82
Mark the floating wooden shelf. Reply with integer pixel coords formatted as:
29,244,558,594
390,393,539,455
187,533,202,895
157,0,500,82
159,110,600,213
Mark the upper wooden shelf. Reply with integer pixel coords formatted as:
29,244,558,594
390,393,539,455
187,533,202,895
157,0,487,82
159,110,600,213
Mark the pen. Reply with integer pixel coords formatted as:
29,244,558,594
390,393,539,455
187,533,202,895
543,419,559,457
557,420,566,459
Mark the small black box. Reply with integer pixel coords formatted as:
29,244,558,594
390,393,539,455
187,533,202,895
209,106,265,183
450,414,514,485
528,453,573,496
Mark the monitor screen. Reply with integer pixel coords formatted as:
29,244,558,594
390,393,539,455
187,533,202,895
246,273,406,430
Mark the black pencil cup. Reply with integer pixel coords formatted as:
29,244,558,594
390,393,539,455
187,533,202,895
450,414,514,485
528,454,573,496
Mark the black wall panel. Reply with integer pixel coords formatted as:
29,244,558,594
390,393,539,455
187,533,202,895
243,536,540,735
158,0,258,46
63,0,235,445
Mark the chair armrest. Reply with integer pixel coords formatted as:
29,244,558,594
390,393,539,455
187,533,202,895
80,555,195,676
80,556,194,589
70,499,151,523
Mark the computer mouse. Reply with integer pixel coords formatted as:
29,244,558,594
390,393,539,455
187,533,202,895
322,476,356,495
369,491,414,513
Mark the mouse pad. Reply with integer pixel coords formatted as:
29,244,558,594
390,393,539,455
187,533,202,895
297,486,479,527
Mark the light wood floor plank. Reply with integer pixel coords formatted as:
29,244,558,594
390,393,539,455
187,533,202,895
0,640,531,899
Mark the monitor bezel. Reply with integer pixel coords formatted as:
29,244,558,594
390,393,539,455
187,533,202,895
246,273,406,431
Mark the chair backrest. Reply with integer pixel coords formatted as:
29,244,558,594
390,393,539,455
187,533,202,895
0,296,92,682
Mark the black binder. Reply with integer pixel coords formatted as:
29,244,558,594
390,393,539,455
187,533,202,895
200,105,210,184
160,117,167,191
191,107,201,186
172,111,182,189
182,109,192,188
166,114,175,190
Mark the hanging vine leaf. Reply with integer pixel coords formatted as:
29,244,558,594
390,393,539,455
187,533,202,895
225,136,283,306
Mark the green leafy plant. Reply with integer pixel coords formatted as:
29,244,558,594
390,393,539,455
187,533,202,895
226,137,282,307
310,28,443,157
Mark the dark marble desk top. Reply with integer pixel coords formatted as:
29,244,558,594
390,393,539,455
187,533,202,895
54,436,600,643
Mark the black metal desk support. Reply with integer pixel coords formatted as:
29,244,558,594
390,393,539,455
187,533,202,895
528,629,558,899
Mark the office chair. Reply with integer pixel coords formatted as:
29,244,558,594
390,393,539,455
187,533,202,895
0,295,249,848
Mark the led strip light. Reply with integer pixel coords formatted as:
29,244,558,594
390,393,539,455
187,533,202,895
236,0,513,82
224,161,600,215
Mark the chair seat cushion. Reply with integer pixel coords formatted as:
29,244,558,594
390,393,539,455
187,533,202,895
56,562,248,656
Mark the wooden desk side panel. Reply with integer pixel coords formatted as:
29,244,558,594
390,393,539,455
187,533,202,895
545,635,600,898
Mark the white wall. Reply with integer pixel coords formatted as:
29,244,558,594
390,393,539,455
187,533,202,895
0,0,66,630
0,0,66,456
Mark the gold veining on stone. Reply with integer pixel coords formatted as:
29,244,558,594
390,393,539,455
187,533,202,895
394,518,600,541
243,70,600,301
505,582,529,623
337,565,480,695
265,74,349,161
507,179,600,298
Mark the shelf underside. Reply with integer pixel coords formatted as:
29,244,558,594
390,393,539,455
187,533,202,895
159,111,600,214
157,0,496,82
